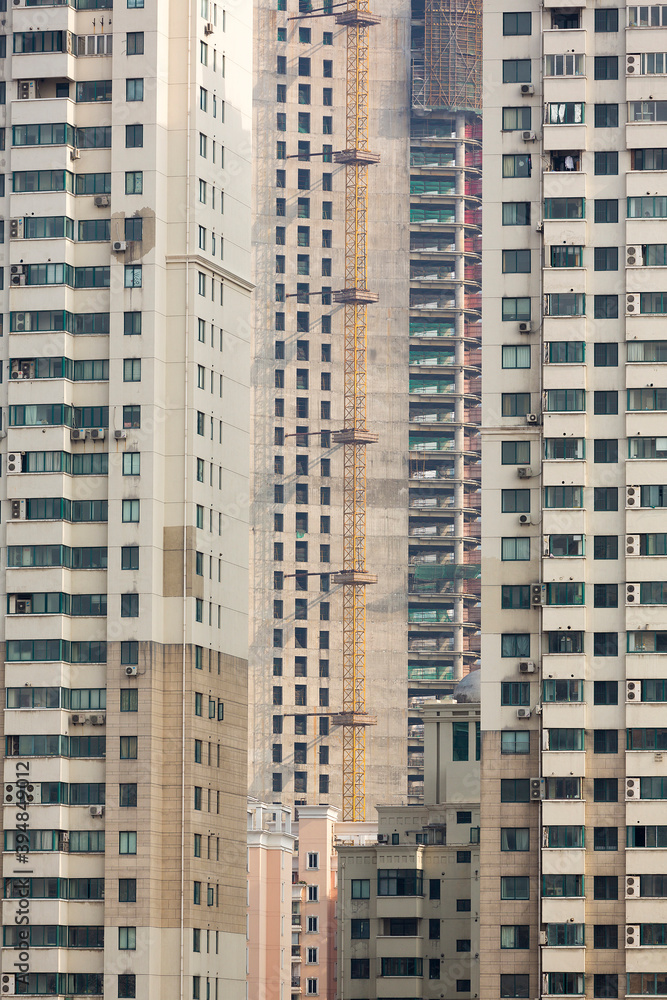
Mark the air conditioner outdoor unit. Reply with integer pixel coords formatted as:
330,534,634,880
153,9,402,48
531,584,545,606
9,219,23,240
516,707,531,719
20,362,34,379
626,925,640,948
204,21,214,34
626,245,644,267
13,312,32,332
522,130,536,142
626,485,640,508
89,805,105,817
539,930,548,946
627,53,639,74
517,466,533,479
518,321,532,334
10,499,26,520
626,680,640,702
10,371,23,380
7,453,23,474
627,293,638,314
518,514,530,525
543,536,550,557
18,80,37,100
15,599,32,614
70,429,87,441
70,148,80,161
70,713,87,725
377,834,388,843
626,534,639,555
90,713,106,726
89,428,105,440
520,83,534,96
519,661,536,673
94,195,110,207
1,975,16,996
4,782,35,805
626,875,640,898
10,273,26,286
113,240,127,253
530,777,543,800
526,412,540,424
125,665,138,676
115,429,127,440
626,777,639,800
10,265,26,276
626,583,639,605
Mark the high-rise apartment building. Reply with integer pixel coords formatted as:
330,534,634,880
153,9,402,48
481,2,667,995
0,3,251,999
249,0,482,810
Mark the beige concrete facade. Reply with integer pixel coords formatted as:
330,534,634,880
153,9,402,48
337,700,480,1000
480,1,667,996
0,2,251,998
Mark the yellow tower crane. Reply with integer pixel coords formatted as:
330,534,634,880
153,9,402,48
330,0,380,823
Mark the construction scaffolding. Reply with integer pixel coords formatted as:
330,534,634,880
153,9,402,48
417,0,482,112
330,0,380,823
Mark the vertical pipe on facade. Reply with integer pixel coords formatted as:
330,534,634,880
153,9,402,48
452,110,467,681
180,6,194,1000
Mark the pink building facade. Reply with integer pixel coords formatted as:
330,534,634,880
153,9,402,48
247,800,296,1000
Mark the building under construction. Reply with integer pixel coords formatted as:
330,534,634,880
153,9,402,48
248,0,482,829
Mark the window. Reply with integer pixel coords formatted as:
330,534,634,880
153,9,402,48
594,827,618,851
124,265,142,288
119,927,136,950
594,876,618,900
503,60,531,83
501,779,530,802
594,247,618,271
502,155,532,182
501,926,530,949
502,105,531,132
118,976,136,999
593,104,618,128
594,584,618,607
501,441,530,465
595,56,618,79
594,488,618,512
502,302,531,324
543,874,584,896
595,198,619,223
544,486,583,509
119,831,137,855
550,246,582,269
594,778,618,802
594,633,618,656
502,586,530,609
503,11,531,34
594,295,618,319
452,721,469,761
502,202,530,226
501,490,530,513
545,825,584,847
501,828,529,851
594,439,618,463
123,359,141,382
500,975,529,998
545,292,585,316
594,926,618,949
350,960,369,980
126,79,144,102
502,538,530,561
125,125,143,148
502,342,530,368
545,389,585,411
351,879,370,899
501,877,530,901
548,631,584,653
545,53,584,76
377,869,423,896
502,393,531,416
596,8,619,30
595,151,618,175
127,31,144,54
